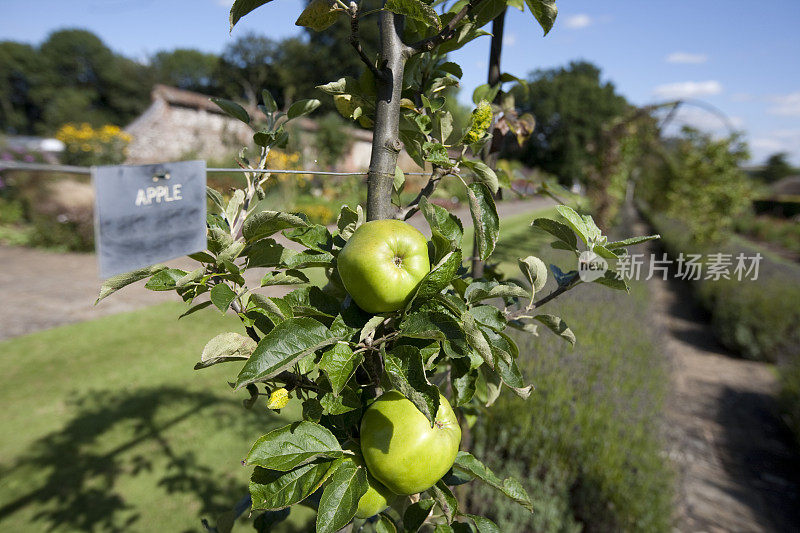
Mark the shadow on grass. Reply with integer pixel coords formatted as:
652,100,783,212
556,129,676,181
0,387,287,532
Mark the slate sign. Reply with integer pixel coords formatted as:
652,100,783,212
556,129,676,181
93,160,207,279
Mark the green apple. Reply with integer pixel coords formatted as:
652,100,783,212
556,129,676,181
337,219,430,313
341,441,398,518
360,390,461,495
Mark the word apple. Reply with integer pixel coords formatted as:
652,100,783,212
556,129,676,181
336,219,430,313
360,390,461,495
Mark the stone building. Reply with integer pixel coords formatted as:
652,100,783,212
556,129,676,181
124,85,419,173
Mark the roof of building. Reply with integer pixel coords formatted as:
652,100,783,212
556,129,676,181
771,175,800,196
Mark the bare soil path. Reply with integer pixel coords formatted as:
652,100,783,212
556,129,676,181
628,212,800,532
0,198,552,341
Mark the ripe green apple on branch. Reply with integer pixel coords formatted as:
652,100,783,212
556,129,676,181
94,0,662,530
337,220,431,313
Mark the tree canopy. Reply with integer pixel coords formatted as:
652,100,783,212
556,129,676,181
505,61,631,185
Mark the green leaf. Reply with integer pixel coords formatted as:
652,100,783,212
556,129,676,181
555,205,589,245
319,342,363,396
282,250,334,270
262,89,278,113
236,317,337,388
176,267,206,288
408,250,462,307
469,305,506,331
518,256,548,293
462,160,499,194
336,204,364,241
210,284,237,313
606,234,661,249
179,300,213,319
316,458,369,533
403,499,435,532
384,0,442,29
320,388,361,415
464,280,529,304
472,83,500,105
211,97,250,124
466,514,501,533
246,421,343,471
218,241,246,264
287,98,322,119
247,239,295,268
206,187,225,212
450,357,477,406
249,461,332,511
467,183,499,260
295,0,340,31
144,268,187,291
249,293,291,323
420,196,463,261
243,211,308,242
195,332,256,369
423,141,453,167
230,0,275,31
473,0,508,27
393,166,406,193
96,264,167,303
225,189,245,226
534,314,576,345
400,309,465,344
524,0,558,35
462,311,495,368
593,269,630,292
428,480,458,523
375,514,397,533
283,224,333,252
532,217,578,249
261,269,310,287
452,451,533,512
384,345,440,425
438,62,463,79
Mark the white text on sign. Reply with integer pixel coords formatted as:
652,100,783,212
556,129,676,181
135,184,183,206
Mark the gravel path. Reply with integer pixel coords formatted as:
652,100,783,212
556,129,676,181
627,210,800,532
0,198,552,341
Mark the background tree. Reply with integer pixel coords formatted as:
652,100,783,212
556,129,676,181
506,61,630,187
36,29,150,131
150,48,222,95
0,41,45,135
758,152,796,184
215,33,286,108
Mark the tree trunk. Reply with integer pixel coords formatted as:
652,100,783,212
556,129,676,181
366,12,408,221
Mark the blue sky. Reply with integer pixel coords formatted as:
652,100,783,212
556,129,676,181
2,0,799,163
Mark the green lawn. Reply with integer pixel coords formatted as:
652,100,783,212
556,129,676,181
0,205,671,532
0,303,316,531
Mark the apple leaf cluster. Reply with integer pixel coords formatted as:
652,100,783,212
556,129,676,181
96,92,657,529
94,0,660,530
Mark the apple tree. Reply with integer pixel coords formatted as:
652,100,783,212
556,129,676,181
96,0,660,530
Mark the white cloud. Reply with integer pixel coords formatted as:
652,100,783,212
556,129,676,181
665,52,708,64
768,91,800,116
564,14,592,29
750,130,800,162
216,0,232,7
503,33,517,47
653,80,723,99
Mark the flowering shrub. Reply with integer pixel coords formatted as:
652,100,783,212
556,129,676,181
56,123,132,166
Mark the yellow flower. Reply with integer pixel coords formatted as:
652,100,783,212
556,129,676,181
267,388,289,410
